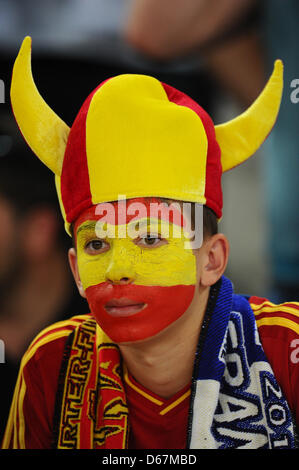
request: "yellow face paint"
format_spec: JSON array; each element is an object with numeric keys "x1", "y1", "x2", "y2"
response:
[{"x1": 76, "y1": 217, "x2": 196, "y2": 290}]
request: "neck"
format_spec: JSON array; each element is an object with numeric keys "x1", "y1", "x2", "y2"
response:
[{"x1": 119, "y1": 284, "x2": 210, "y2": 398}]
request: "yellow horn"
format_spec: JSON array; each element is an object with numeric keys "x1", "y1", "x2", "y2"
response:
[
  {"x1": 216, "y1": 60, "x2": 283, "y2": 172},
  {"x1": 10, "y1": 37, "x2": 70, "y2": 176}
]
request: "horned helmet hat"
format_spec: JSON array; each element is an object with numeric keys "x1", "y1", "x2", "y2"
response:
[{"x1": 11, "y1": 37, "x2": 284, "y2": 234}]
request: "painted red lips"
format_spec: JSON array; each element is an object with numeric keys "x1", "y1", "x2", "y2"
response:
[{"x1": 104, "y1": 298, "x2": 147, "y2": 317}]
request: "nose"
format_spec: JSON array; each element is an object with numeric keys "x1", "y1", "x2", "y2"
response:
[
  {"x1": 105, "y1": 257, "x2": 135, "y2": 285},
  {"x1": 105, "y1": 241, "x2": 137, "y2": 285},
  {"x1": 106, "y1": 274, "x2": 133, "y2": 285}
]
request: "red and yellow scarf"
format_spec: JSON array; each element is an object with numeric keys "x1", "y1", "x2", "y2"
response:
[{"x1": 52, "y1": 317, "x2": 129, "y2": 449}]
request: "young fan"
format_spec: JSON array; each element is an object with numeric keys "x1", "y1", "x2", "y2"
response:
[{"x1": 2, "y1": 37, "x2": 299, "y2": 449}]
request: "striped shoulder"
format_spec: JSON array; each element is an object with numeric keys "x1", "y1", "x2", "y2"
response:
[
  {"x1": 22, "y1": 313, "x2": 92, "y2": 368},
  {"x1": 249, "y1": 296, "x2": 299, "y2": 335},
  {"x1": 2, "y1": 313, "x2": 93, "y2": 449}
]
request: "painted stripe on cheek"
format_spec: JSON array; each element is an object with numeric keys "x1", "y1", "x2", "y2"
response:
[{"x1": 85, "y1": 283, "x2": 196, "y2": 342}]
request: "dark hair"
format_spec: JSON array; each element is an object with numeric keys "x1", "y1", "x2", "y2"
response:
[{"x1": 201, "y1": 205, "x2": 218, "y2": 238}]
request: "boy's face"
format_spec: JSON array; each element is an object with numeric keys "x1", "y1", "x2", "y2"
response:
[{"x1": 72, "y1": 198, "x2": 199, "y2": 343}]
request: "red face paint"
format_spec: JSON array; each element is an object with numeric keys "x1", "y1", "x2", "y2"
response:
[
  {"x1": 85, "y1": 282, "x2": 195, "y2": 343},
  {"x1": 73, "y1": 197, "x2": 188, "y2": 236}
]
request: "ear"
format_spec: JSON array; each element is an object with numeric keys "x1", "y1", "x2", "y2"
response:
[
  {"x1": 68, "y1": 247, "x2": 86, "y2": 298},
  {"x1": 198, "y1": 233, "x2": 229, "y2": 287}
]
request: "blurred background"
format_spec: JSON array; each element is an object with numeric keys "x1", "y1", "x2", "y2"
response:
[{"x1": 0, "y1": 0, "x2": 298, "y2": 442}]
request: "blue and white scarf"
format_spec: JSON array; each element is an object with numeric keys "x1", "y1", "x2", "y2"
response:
[{"x1": 188, "y1": 276, "x2": 297, "y2": 449}]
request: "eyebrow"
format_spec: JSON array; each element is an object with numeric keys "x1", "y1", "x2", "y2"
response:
[
  {"x1": 129, "y1": 219, "x2": 149, "y2": 229},
  {"x1": 76, "y1": 221, "x2": 97, "y2": 236},
  {"x1": 127, "y1": 218, "x2": 166, "y2": 231},
  {"x1": 76, "y1": 216, "x2": 174, "y2": 237}
]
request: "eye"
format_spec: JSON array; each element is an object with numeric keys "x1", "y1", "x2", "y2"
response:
[
  {"x1": 135, "y1": 234, "x2": 167, "y2": 248},
  {"x1": 84, "y1": 239, "x2": 109, "y2": 255}
]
